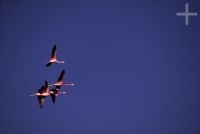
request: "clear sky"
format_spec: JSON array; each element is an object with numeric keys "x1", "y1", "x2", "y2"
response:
[{"x1": 1, "y1": 0, "x2": 200, "y2": 134}]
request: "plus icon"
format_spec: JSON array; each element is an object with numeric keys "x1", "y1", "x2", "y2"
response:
[{"x1": 176, "y1": 3, "x2": 198, "y2": 25}]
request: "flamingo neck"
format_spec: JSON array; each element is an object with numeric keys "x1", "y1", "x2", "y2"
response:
[
  {"x1": 57, "y1": 60, "x2": 64, "y2": 63},
  {"x1": 63, "y1": 83, "x2": 75, "y2": 86},
  {"x1": 58, "y1": 92, "x2": 66, "y2": 94}
]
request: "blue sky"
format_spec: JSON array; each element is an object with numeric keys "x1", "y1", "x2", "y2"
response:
[{"x1": 1, "y1": 0, "x2": 200, "y2": 134}]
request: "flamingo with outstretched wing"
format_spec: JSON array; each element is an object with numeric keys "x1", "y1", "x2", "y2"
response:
[
  {"x1": 49, "y1": 86, "x2": 66, "y2": 104},
  {"x1": 30, "y1": 81, "x2": 50, "y2": 108},
  {"x1": 49, "y1": 69, "x2": 74, "y2": 87},
  {"x1": 45, "y1": 45, "x2": 65, "y2": 67}
]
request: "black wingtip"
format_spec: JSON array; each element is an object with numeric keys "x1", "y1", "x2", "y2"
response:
[
  {"x1": 44, "y1": 81, "x2": 48, "y2": 88},
  {"x1": 57, "y1": 69, "x2": 65, "y2": 82},
  {"x1": 62, "y1": 69, "x2": 65, "y2": 74},
  {"x1": 45, "y1": 80, "x2": 48, "y2": 84},
  {"x1": 53, "y1": 45, "x2": 56, "y2": 50},
  {"x1": 46, "y1": 62, "x2": 52, "y2": 67}
]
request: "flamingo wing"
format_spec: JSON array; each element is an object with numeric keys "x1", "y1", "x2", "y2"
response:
[
  {"x1": 50, "y1": 88, "x2": 58, "y2": 104},
  {"x1": 56, "y1": 85, "x2": 61, "y2": 89},
  {"x1": 57, "y1": 69, "x2": 65, "y2": 82},
  {"x1": 46, "y1": 62, "x2": 52, "y2": 67},
  {"x1": 37, "y1": 85, "x2": 44, "y2": 93},
  {"x1": 50, "y1": 94, "x2": 56, "y2": 104},
  {"x1": 44, "y1": 80, "x2": 49, "y2": 92},
  {"x1": 51, "y1": 45, "x2": 57, "y2": 59},
  {"x1": 38, "y1": 96, "x2": 45, "y2": 109}
]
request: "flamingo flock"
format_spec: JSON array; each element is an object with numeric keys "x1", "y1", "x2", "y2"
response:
[{"x1": 30, "y1": 45, "x2": 74, "y2": 109}]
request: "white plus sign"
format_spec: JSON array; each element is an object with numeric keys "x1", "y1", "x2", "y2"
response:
[{"x1": 176, "y1": 3, "x2": 198, "y2": 25}]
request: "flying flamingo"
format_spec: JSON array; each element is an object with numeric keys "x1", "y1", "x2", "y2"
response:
[
  {"x1": 49, "y1": 86, "x2": 66, "y2": 104},
  {"x1": 30, "y1": 81, "x2": 50, "y2": 108},
  {"x1": 45, "y1": 45, "x2": 65, "y2": 67},
  {"x1": 49, "y1": 69, "x2": 75, "y2": 87},
  {"x1": 49, "y1": 69, "x2": 74, "y2": 103}
]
